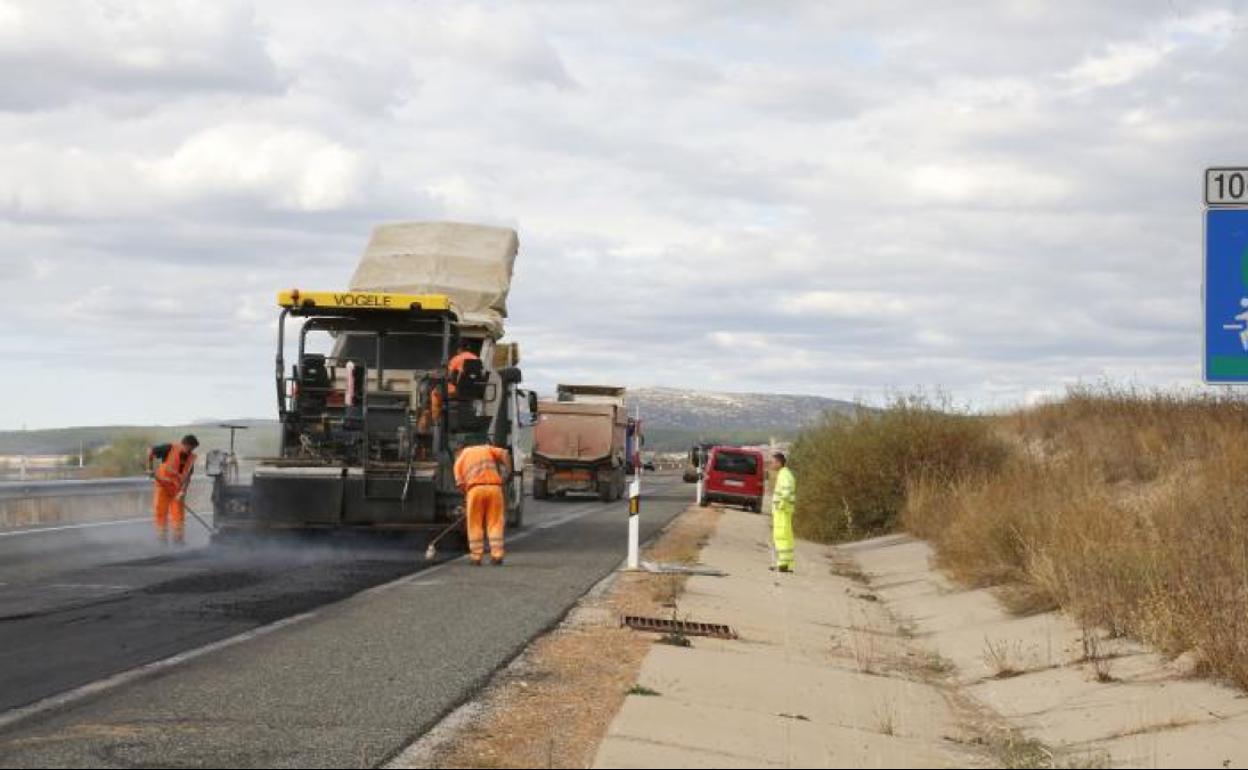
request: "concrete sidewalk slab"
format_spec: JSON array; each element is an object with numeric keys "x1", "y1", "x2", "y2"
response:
[
  {"x1": 632, "y1": 645, "x2": 956, "y2": 739},
  {"x1": 593, "y1": 511, "x2": 977, "y2": 769}
]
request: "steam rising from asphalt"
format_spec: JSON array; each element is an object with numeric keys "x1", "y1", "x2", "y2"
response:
[{"x1": 0, "y1": 509, "x2": 440, "y2": 586}]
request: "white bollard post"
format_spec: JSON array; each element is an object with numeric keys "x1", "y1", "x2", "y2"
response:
[{"x1": 627, "y1": 476, "x2": 640, "y2": 570}]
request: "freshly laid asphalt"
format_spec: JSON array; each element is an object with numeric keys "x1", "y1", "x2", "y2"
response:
[{"x1": 0, "y1": 475, "x2": 692, "y2": 768}]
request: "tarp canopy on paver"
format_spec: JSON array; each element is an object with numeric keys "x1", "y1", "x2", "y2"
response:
[{"x1": 349, "y1": 221, "x2": 518, "y2": 338}]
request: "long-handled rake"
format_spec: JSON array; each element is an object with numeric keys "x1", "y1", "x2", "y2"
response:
[
  {"x1": 425, "y1": 507, "x2": 467, "y2": 561},
  {"x1": 182, "y1": 503, "x2": 219, "y2": 536}
]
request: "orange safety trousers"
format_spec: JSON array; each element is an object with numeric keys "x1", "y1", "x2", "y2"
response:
[
  {"x1": 465, "y1": 484, "x2": 505, "y2": 563},
  {"x1": 152, "y1": 481, "x2": 185, "y2": 543}
]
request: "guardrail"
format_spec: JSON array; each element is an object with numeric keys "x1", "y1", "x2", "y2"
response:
[
  {"x1": 0, "y1": 477, "x2": 150, "y2": 501},
  {"x1": 0, "y1": 477, "x2": 209, "y2": 530}
]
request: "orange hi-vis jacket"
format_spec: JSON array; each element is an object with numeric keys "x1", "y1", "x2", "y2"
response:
[
  {"x1": 155, "y1": 444, "x2": 197, "y2": 494},
  {"x1": 454, "y1": 445, "x2": 510, "y2": 491},
  {"x1": 447, "y1": 350, "x2": 479, "y2": 396}
]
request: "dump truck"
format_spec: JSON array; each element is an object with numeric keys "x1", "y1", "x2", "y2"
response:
[
  {"x1": 210, "y1": 222, "x2": 536, "y2": 538},
  {"x1": 532, "y1": 385, "x2": 628, "y2": 502}
]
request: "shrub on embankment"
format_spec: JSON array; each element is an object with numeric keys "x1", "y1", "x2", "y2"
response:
[
  {"x1": 84, "y1": 435, "x2": 153, "y2": 478},
  {"x1": 790, "y1": 395, "x2": 1007, "y2": 542}
]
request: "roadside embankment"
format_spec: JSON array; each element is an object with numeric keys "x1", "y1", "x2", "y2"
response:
[
  {"x1": 847, "y1": 534, "x2": 1248, "y2": 767},
  {"x1": 794, "y1": 388, "x2": 1248, "y2": 694}
]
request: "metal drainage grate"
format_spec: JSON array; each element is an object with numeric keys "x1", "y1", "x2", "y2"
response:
[{"x1": 621, "y1": 615, "x2": 738, "y2": 640}]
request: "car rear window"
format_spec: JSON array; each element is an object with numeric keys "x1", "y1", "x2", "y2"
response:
[{"x1": 713, "y1": 452, "x2": 758, "y2": 475}]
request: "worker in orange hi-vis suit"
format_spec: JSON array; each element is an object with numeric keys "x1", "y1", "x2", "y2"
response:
[
  {"x1": 446, "y1": 341, "x2": 479, "y2": 397},
  {"x1": 453, "y1": 441, "x2": 511, "y2": 565},
  {"x1": 146, "y1": 434, "x2": 200, "y2": 546}
]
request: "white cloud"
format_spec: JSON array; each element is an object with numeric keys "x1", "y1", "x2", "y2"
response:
[
  {"x1": 909, "y1": 162, "x2": 1071, "y2": 207},
  {"x1": 784, "y1": 291, "x2": 910, "y2": 319},
  {"x1": 1063, "y1": 41, "x2": 1173, "y2": 91},
  {"x1": 0, "y1": 143, "x2": 147, "y2": 217},
  {"x1": 147, "y1": 124, "x2": 370, "y2": 211},
  {"x1": 0, "y1": 0, "x2": 283, "y2": 109},
  {"x1": 1, "y1": 0, "x2": 1245, "y2": 427}
]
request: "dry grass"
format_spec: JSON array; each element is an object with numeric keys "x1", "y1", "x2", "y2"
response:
[
  {"x1": 873, "y1": 694, "x2": 898, "y2": 736},
  {"x1": 403, "y1": 504, "x2": 721, "y2": 769},
  {"x1": 850, "y1": 622, "x2": 881, "y2": 675},
  {"x1": 983, "y1": 637, "x2": 1026, "y2": 679},
  {"x1": 899, "y1": 386, "x2": 1248, "y2": 690}
]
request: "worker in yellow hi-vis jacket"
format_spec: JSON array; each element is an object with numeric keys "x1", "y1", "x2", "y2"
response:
[{"x1": 770, "y1": 452, "x2": 796, "y2": 573}]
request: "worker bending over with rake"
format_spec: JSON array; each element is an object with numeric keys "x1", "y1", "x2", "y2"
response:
[
  {"x1": 453, "y1": 441, "x2": 512, "y2": 566},
  {"x1": 147, "y1": 434, "x2": 199, "y2": 546}
]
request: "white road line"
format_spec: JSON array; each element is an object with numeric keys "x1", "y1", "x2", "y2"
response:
[
  {"x1": 0, "y1": 488, "x2": 676, "y2": 732},
  {"x1": 0, "y1": 518, "x2": 148, "y2": 538},
  {"x1": 45, "y1": 584, "x2": 133, "y2": 591}
]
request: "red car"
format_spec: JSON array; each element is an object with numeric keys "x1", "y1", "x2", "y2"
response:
[{"x1": 699, "y1": 446, "x2": 765, "y2": 513}]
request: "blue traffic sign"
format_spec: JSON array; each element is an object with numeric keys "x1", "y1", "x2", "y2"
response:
[{"x1": 1205, "y1": 208, "x2": 1248, "y2": 382}]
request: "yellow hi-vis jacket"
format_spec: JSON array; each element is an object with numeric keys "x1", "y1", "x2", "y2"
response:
[{"x1": 772, "y1": 466, "x2": 796, "y2": 568}]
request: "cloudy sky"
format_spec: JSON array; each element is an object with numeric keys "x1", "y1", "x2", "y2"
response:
[{"x1": 2, "y1": 0, "x2": 1243, "y2": 429}]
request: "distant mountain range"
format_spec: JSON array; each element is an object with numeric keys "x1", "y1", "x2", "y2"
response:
[
  {"x1": 626, "y1": 387, "x2": 855, "y2": 433},
  {"x1": 0, "y1": 389, "x2": 855, "y2": 455}
]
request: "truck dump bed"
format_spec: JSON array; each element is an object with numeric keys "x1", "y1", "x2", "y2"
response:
[
  {"x1": 533, "y1": 383, "x2": 629, "y2": 500},
  {"x1": 533, "y1": 401, "x2": 625, "y2": 463}
]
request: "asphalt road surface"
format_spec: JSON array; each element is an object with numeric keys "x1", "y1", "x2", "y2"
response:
[{"x1": 0, "y1": 474, "x2": 693, "y2": 768}]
